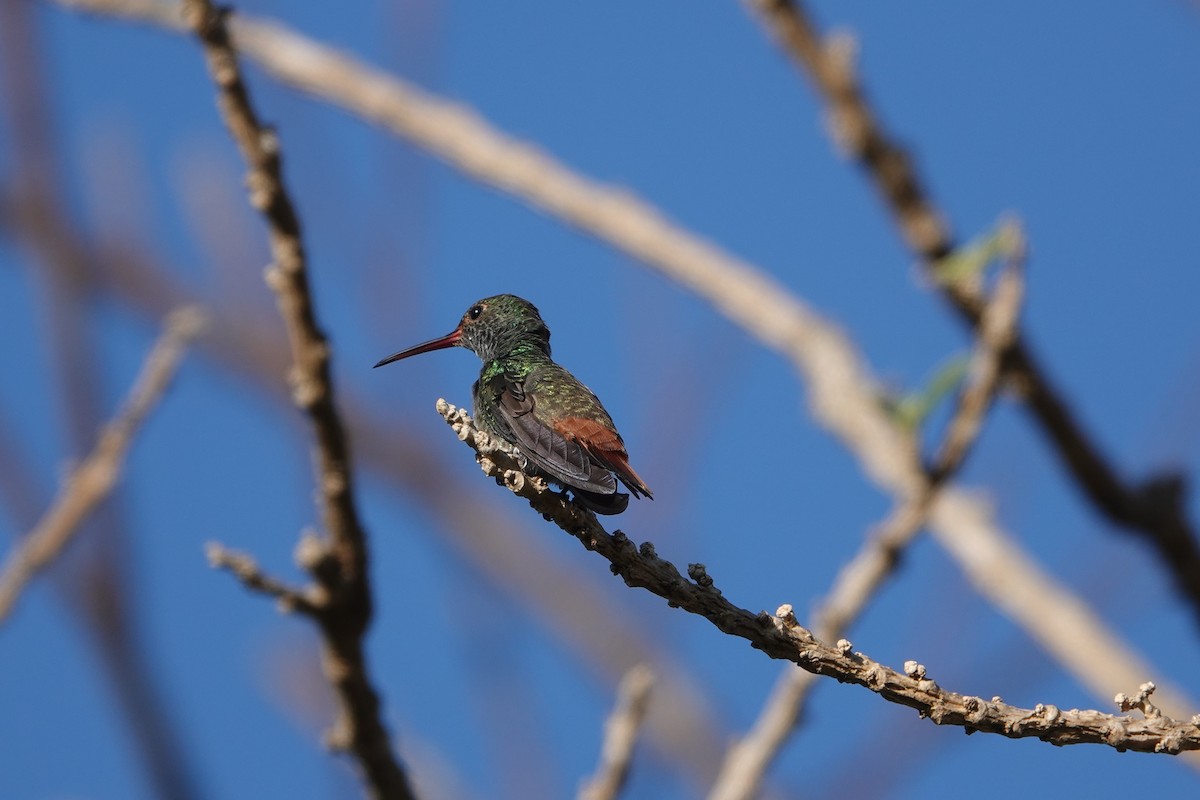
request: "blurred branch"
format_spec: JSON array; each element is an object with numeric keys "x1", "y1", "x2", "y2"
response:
[
  {"x1": 709, "y1": 226, "x2": 1026, "y2": 800},
  {"x1": 0, "y1": 307, "x2": 205, "y2": 623},
  {"x1": 0, "y1": 2, "x2": 206, "y2": 794},
  {"x1": 178, "y1": 1, "x2": 413, "y2": 797},
  {"x1": 437, "y1": 399, "x2": 1200, "y2": 755},
  {"x1": 745, "y1": 0, "x2": 948, "y2": 258},
  {"x1": 0, "y1": 192, "x2": 740, "y2": 794},
  {"x1": 43, "y1": 0, "x2": 1200, "y2": 782},
  {"x1": 580, "y1": 665, "x2": 656, "y2": 800},
  {"x1": 205, "y1": 541, "x2": 319, "y2": 616},
  {"x1": 744, "y1": 0, "x2": 1200, "y2": 623},
  {"x1": 49, "y1": 0, "x2": 1199, "y2": 759}
]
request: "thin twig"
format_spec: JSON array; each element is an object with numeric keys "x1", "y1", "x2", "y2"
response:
[
  {"x1": 437, "y1": 400, "x2": 1200, "y2": 755},
  {"x1": 708, "y1": 227, "x2": 1026, "y2": 800},
  {"x1": 0, "y1": 307, "x2": 205, "y2": 623},
  {"x1": 746, "y1": 0, "x2": 948, "y2": 259},
  {"x1": 745, "y1": 0, "x2": 1200, "y2": 622},
  {"x1": 579, "y1": 665, "x2": 656, "y2": 800},
  {"x1": 205, "y1": 541, "x2": 318, "y2": 616},
  {"x1": 177, "y1": 2, "x2": 413, "y2": 797},
  {"x1": 0, "y1": 0, "x2": 206, "y2": 788}
]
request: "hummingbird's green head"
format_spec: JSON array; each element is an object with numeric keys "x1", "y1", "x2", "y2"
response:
[
  {"x1": 457, "y1": 294, "x2": 551, "y2": 361},
  {"x1": 373, "y1": 294, "x2": 551, "y2": 368}
]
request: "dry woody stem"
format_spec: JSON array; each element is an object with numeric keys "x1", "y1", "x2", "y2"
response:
[
  {"x1": 579, "y1": 665, "x2": 656, "y2": 800},
  {"x1": 438, "y1": 400, "x2": 1200, "y2": 757},
  {"x1": 709, "y1": 233, "x2": 1027, "y2": 800},
  {"x1": 746, "y1": 0, "x2": 1200, "y2": 624},
  {"x1": 48, "y1": 0, "x2": 1200, "y2": 784},
  {"x1": 178, "y1": 2, "x2": 413, "y2": 797},
  {"x1": 0, "y1": 307, "x2": 204, "y2": 623},
  {"x1": 50, "y1": 13, "x2": 1189, "y2": 721},
  {"x1": 0, "y1": 190, "x2": 738, "y2": 790}
]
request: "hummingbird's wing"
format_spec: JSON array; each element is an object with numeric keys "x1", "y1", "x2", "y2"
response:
[
  {"x1": 524, "y1": 367, "x2": 653, "y2": 501},
  {"x1": 557, "y1": 418, "x2": 653, "y2": 500},
  {"x1": 486, "y1": 372, "x2": 619, "y2": 495}
]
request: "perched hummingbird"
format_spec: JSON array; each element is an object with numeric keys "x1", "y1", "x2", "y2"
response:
[{"x1": 374, "y1": 294, "x2": 652, "y2": 515}]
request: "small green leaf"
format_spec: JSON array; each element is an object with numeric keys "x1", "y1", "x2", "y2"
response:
[
  {"x1": 931, "y1": 219, "x2": 1022, "y2": 287},
  {"x1": 887, "y1": 355, "x2": 970, "y2": 432}
]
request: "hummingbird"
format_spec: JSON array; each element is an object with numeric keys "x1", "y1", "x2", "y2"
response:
[{"x1": 374, "y1": 294, "x2": 652, "y2": 515}]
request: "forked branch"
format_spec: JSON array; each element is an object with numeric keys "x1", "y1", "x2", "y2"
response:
[{"x1": 180, "y1": 1, "x2": 413, "y2": 796}]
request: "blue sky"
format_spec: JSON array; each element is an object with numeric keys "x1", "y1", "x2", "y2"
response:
[{"x1": 2, "y1": 1, "x2": 1199, "y2": 798}]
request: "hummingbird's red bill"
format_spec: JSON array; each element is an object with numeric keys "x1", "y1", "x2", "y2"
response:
[{"x1": 373, "y1": 328, "x2": 463, "y2": 368}]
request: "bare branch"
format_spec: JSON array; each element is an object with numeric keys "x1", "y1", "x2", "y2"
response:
[
  {"x1": 580, "y1": 665, "x2": 656, "y2": 800},
  {"x1": 48, "y1": 5, "x2": 1200, "y2": 690},
  {"x1": 46, "y1": 0, "x2": 1200, "y2": 780},
  {"x1": 437, "y1": 400, "x2": 1200, "y2": 755},
  {"x1": 709, "y1": 223, "x2": 1026, "y2": 800},
  {"x1": 177, "y1": 2, "x2": 413, "y2": 796},
  {"x1": 745, "y1": 0, "x2": 1200, "y2": 622},
  {"x1": 746, "y1": 0, "x2": 948, "y2": 259},
  {"x1": 0, "y1": 3, "x2": 207, "y2": 793},
  {"x1": 0, "y1": 192, "x2": 742, "y2": 794},
  {"x1": 0, "y1": 307, "x2": 205, "y2": 623},
  {"x1": 205, "y1": 541, "x2": 318, "y2": 616}
]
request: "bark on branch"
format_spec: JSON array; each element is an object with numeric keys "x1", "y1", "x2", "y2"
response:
[
  {"x1": 47, "y1": 10, "x2": 1195, "y2": 724},
  {"x1": 436, "y1": 399, "x2": 1200, "y2": 756},
  {"x1": 745, "y1": 0, "x2": 1200, "y2": 624},
  {"x1": 708, "y1": 229, "x2": 1026, "y2": 800},
  {"x1": 178, "y1": 1, "x2": 413, "y2": 796}
]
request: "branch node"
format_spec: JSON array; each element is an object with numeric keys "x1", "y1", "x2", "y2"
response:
[
  {"x1": 1115, "y1": 681, "x2": 1162, "y2": 719},
  {"x1": 864, "y1": 663, "x2": 887, "y2": 692},
  {"x1": 502, "y1": 468, "x2": 525, "y2": 492},
  {"x1": 323, "y1": 716, "x2": 353, "y2": 753},
  {"x1": 687, "y1": 562, "x2": 714, "y2": 588},
  {"x1": 294, "y1": 528, "x2": 338, "y2": 593}
]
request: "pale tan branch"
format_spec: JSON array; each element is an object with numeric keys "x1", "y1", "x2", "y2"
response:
[
  {"x1": 0, "y1": 307, "x2": 204, "y2": 623},
  {"x1": 745, "y1": 0, "x2": 1200, "y2": 622},
  {"x1": 579, "y1": 665, "x2": 656, "y2": 800},
  {"x1": 51, "y1": 0, "x2": 1200, "y2": 777},
  {"x1": 0, "y1": 193, "x2": 741, "y2": 794},
  {"x1": 709, "y1": 224, "x2": 1026, "y2": 800},
  {"x1": 157, "y1": 15, "x2": 1200, "y2": 774},
  {"x1": 437, "y1": 400, "x2": 1200, "y2": 755}
]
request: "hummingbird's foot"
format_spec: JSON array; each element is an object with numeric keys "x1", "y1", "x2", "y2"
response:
[{"x1": 571, "y1": 488, "x2": 630, "y2": 516}]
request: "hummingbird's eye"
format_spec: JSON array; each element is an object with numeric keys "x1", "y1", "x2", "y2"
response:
[{"x1": 468, "y1": 304, "x2": 484, "y2": 320}]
